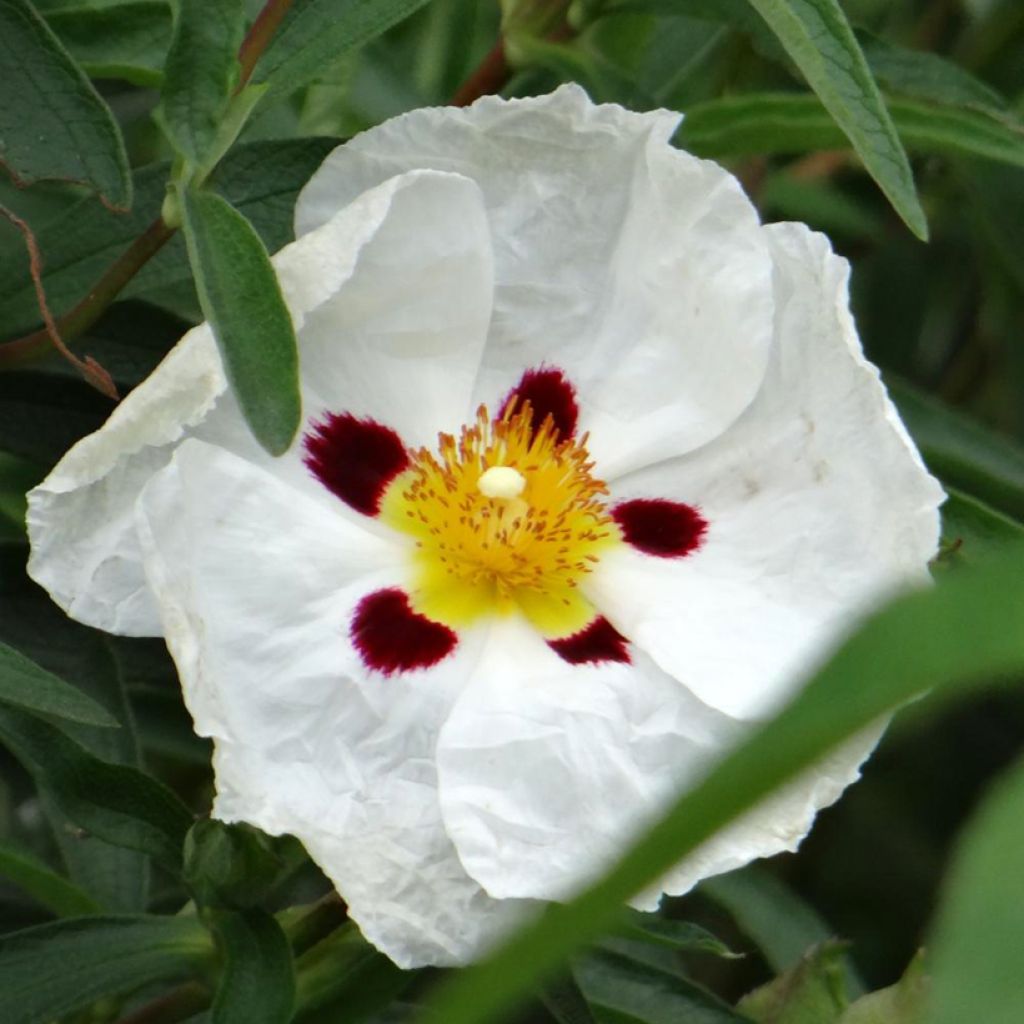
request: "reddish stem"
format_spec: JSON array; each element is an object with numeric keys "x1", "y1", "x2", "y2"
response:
[
  {"x1": 451, "y1": 39, "x2": 511, "y2": 107},
  {"x1": 236, "y1": 0, "x2": 296, "y2": 89}
]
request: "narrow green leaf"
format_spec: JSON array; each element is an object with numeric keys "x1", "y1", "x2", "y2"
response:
[
  {"x1": 0, "y1": 704, "x2": 193, "y2": 873},
  {"x1": 209, "y1": 909, "x2": 296, "y2": 1024},
  {"x1": 185, "y1": 819, "x2": 286, "y2": 910},
  {"x1": 0, "y1": 841, "x2": 101, "y2": 917},
  {"x1": 700, "y1": 866, "x2": 863, "y2": 994},
  {"x1": 178, "y1": 186, "x2": 301, "y2": 456},
  {"x1": 888, "y1": 380, "x2": 1024, "y2": 522},
  {"x1": 251, "y1": 0, "x2": 431, "y2": 101},
  {"x1": 574, "y1": 947, "x2": 748, "y2": 1024},
  {"x1": 940, "y1": 488, "x2": 1024, "y2": 563},
  {"x1": 619, "y1": 910, "x2": 738, "y2": 958},
  {"x1": 924, "y1": 755, "x2": 1024, "y2": 1024},
  {"x1": 676, "y1": 93, "x2": 1024, "y2": 171},
  {"x1": 0, "y1": 638, "x2": 119, "y2": 727},
  {"x1": 0, "y1": 0, "x2": 131, "y2": 209},
  {"x1": 738, "y1": 0, "x2": 925, "y2": 238},
  {"x1": 541, "y1": 977, "x2": 599, "y2": 1024},
  {"x1": 417, "y1": 547, "x2": 1024, "y2": 1024},
  {"x1": 0, "y1": 914, "x2": 211, "y2": 1024},
  {"x1": 44, "y1": 1, "x2": 173, "y2": 87},
  {"x1": 160, "y1": 0, "x2": 247, "y2": 165},
  {"x1": 737, "y1": 941, "x2": 848, "y2": 1024}
]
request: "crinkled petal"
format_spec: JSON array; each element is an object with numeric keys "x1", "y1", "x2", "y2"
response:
[
  {"x1": 135, "y1": 439, "x2": 530, "y2": 966},
  {"x1": 589, "y1": 222, "x2": 944, "y2": 720},
  {"x1": 436, "y1": 616, "x2": 738, "y2": 900},
  {"x1": 296, "y1": 84, "x2": 775, "y2": 475},
  {"x1": 28, "y1": 169, "x2": 494, "y2": 636},
  {"x1": 436, "y1": 616, "x2": 877, "y2": 904}
]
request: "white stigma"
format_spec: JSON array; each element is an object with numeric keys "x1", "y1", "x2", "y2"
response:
[{"x1": 478, "y1": 465, "x2": 527, "y2": 499}]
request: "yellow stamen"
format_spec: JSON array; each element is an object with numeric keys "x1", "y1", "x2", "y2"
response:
[{"x1": 379, "y1": 403, "x2": 619, "y2": 638}]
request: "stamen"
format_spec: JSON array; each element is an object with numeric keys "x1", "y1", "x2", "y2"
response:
[{"x1": 478, "y1": 466, "x2": 526, "y2": 499}]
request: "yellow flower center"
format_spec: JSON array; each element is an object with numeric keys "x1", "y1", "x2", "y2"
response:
[{"x1": 379, "y1": 403, "x2": 618, "y2": 638}]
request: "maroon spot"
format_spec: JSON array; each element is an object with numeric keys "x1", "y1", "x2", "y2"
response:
[
  {"x1": 304, "y1": 413, "x2": 409, "y2": 516},
  {"x1": 499, "y1": 367, "x2": 579, "y2": 441},
  {"x1": 548, "y1": 616, "x2": 630, "y2": 666},
  {"x1": 351, "y1": 589, "x2": 458, "y2": 675},
  {"x1": 612, "y1": 498, "x2": 707, "y2": 558}
]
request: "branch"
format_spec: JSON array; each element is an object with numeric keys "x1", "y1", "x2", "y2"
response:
[{"x1": 237, "y1": 0, "x2": 296, "y2": 89}]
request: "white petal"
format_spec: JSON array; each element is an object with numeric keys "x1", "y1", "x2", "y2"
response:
[
  {"x1": 296, "y1": 84, "x2": 775, "y2": 474},
  {"x1": 28, "y1": 169, "x2": 494, "y2": 636},
  {"x1": 590, "y1": 222, "x2": 944, "y2": 720},
  {"x1": 135, "y1": 439, "x2": 530, "y2": 966},
  {"x1": 436, "y1": 616, "x2": 742, "y2": 902}
]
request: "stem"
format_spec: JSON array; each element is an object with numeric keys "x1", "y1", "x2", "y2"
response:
[
  {"x1": 451, "y1": 38, "x2": 510, "y2": 107},
  {"x1": 236, "y1": 0, "x2": 296, "y2": 89},
  {"x1": 0, "y1": 215, "x2": 175, "y2": 371},
  {"x1": 113, "y1": 982, "x2": 209, "y2": 1024}
]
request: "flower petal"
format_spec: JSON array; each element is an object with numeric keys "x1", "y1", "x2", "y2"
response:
[
  {"x1": 435, "y1": 617, "x2": 720, "y2": 899},
  {"x1": 28, "y1": 169, "x2": 494, "y2": 636},
  {"x1": 135, "y1": 439, "x2": 529, "y2": 966},
  {"x1": 295, "y1": 84, "x2": 775, "y2": 476},
  {"x1": 589, "y1": 223, "x2": 945, "y2": 720}
]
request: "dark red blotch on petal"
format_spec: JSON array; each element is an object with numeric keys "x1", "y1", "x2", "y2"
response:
[
  {"x1": 612, "y1": 498, "x2": 707, "y2": 558},
  {"x1": 548, "y1": 616, "x2": 630, "y2": 666},
  {"x1": 303, "y1": 413, "x2": 409, "y2": 516},
  {"x1": 351, "y1": 589, "x2": 458, "y2": 675},
  {"x1": 500, "y1": 367, "x2": 579, "y2": 441}
]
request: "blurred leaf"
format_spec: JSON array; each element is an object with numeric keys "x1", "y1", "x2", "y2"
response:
[
  {"x1": 0, "y1": 914, "x2": 211, "y2": 1024},
  {"x1": 159, "y1": 0, "x2": 246, "y2": 166},
  {"x1": 676, "y1": 93, "x2": 1024, "y2": 170},
  {"x1": 0, "y1": 704, "x2": 192, "y2": 873},
  {"x1": 179, "y1": 186, "x2": 300, "y2": 455},
  {"x1": 737, "y1": 941, "x2": 848, "y2": 1023},
  {"x1": 0, "y1": 840, "x2": 101, "y2": 917},
  {"x1": 857, "y1": 32, "x2": 1009, "y2": 113},
  {"x1": 940, "y1": 488, "x2": 1024, "y2": 561},
  {"x1": 0, "y1": 138, "x2": 339, "y2": 339},
  {"x1": 838, "y1": 950, "x2": 926, "y2": 1024},
  {"x1": 700, "y1": 865, "x2": 862, "y2": 994},
  {"x1": 0, "y1": 451, "x2": 41, "y2": 540},
  {"x1": 251, "y1": 0, "x2": 431, "y2": 101},
  {"x1": 418, "y1": 546, "x2": 1024, "y2": 1024},
  {"x1": 924, "y1": 754, "x2": 1024, "y2": 1024},
  {"x1": 0, "y1": 0, "x2": 131, "y2": 208},
  {"x1": 573, "y1": 947, "x2": 748, "y2": 1024},
  {"x1": 737, "y1": 0, "x2": 925, "y2": 238},
  {"x1": 889, "y1": 380, "x2": 1024, "y2": 521},
  {"x1": 209, "y1": 908, "x2": 296, "y2": 1024},
  {"x1": 759, "y1": 172, "x2": 885, "y2": 239},
  {"x1": 185, "y1": 820, "x2": 285, "y2": 910},
  {"x1": 44, "y1": 1, "x2": 173, "y2": 87},
  {"x1": 960, "y1": 160, "x2": 1024, "y2": 293},
  {"x1": 0, "y1": 638, "x2": 118, "y2": 727}
]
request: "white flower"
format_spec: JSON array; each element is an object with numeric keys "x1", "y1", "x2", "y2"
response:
[{"x1": 26, "y1": 85, "x2": 943, "y2": 968}]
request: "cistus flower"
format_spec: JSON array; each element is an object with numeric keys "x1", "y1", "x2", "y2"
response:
[{"x1": 27, "y1": 85, "x2": 943, "y2": 968}]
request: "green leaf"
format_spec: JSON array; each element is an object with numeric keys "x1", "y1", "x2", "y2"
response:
[
  {"x1": 0, "y1": 914, "x2": 211, "y2": 1024},
  {"x1": 417, "y1": 546, "x2": 1024, "y2": 1024},
  {"x1": 540, "y1": 974, "x2": 600, "y2": 1024},
  {"x1": 0, "y1": 841, "x2": 101, "y2": 917},
  {"x1": 573, "y1": 947, "x2": 748, "y2": 1024},
  {"x1": 178, "y1": 186, "x2": 301, "y2": 455},
  {"x1": 619, "y1": 910, "x2": 738, "y2": 958},
  {"x1": 0, "y1": 0, "x2": 131, "y2": 209},
  {"x1": 676, "y1": 93, "x2": 1024, "y2": 171},
  {"x1": 185, "y1": 820, "x2": 286, "y2": 910},
  {"x1": 700, "y1": 866, "x2": 863, "y2": 994},
  {"x1": 0, "y1": 638, "x2": 119, "y2": 727},
  {"x1": 940, "y1": 487, "x2": 1024, "y2": 563},
  {"x1": 924, "y1": 754, "x2": 1024, "y2": 1024},
  {"x1": 736, "y1": 0, "x2": 925, "y2": 238},
  {"x1": 209, "y1": 909, "x2": 296, "y2": 1024},
  {"x1": 44, "y1": 1, "x2": 173, "y2": 87},
  {"x1": 0, "y1": 451, "x2": 41, "y2": 540},
  {"x1": 251, "y1": 0, "x2": 431, "y2": 101},
  {"x1": 888, "y1": 380, "x2": 1024, "y2": 522},
  {"x1": 838, "y1": 950, "x2": 926, "y2": 1024},
  {"x1": 737, "y1": 941, "x2": 848, "y2": 1024},
  {"x1": 0, "y1": 703, "x2": 193, "y2": 873},
  {"x1": 159, "y1": 0, "x2": 247, "y2": 167}
]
